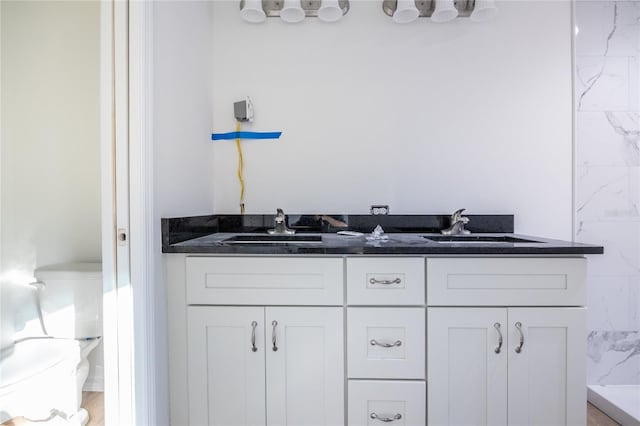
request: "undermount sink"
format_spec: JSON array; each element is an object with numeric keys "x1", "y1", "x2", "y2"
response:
[
  {"x1": 223, "y1": 235, "x2": 323, "y2": 244},
  {"x1": 424, "y1": 235, "x2": 541, "y2": 244}
]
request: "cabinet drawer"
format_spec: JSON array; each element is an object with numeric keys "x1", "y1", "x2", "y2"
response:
[
  {"x1": 348, "y1": 380, "x2": 426, "y2": 426},
  {"x1": 347, "y1": 308, "x2": 425, "y2": 379},
  {"x1": 347, "y1": 258, "x2": 425, "y2": 305},
  {"x1": 186, "y1": 257, "x2": 343, "y2": 305},
  {"x1": 427, "y1": 257, "x2": 586, "y2": 306}
]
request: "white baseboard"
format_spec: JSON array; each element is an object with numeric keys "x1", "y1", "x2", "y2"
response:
[{"x1": 83, "y1": 365, "x2": 104, "y2": 392}]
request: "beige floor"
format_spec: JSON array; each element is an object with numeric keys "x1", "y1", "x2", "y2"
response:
[
  {"x1": 588, "y1": 402, "x2": 622, "y2": 426},
  {"x1": 81, "y1": 392, "x2": 104, "y2": 426},
  {"x1": 2, "y1": 395, "x2": 619, "y2": 426},
  {"x1": 2, "y1": 392, "x2": 104, "y2": 426}
]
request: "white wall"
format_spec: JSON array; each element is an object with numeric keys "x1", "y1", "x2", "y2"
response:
[
  {"x1": 1, "y1": 0, "x2": 101, "y2": 276},
  {"x1": 0, "y1": 0, "x2": 102, "y2": 386},
  {"x1": 211, "y1": 0, "x2": 574, "y2": 239},
  {"x1": 154, "y1": 1, "x2": 215, "y2": 220},
  {"x1": 153, "y1": 2, "x2": 215, "y2": 423}
]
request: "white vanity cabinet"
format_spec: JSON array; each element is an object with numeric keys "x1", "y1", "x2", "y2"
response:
[
  {"x1": 167, "y1": 253, "x2": 589, "y2": 426},
  {"x1": 426, "y1": 258, "x2": 587, "y2": 426},
  {"x1": 188, "y1": 306, "x2": 344, "y2": 426}
]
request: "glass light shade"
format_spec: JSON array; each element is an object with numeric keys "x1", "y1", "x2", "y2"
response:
[
  {"x1": 393, "y1": 0, "x2": 419, "y2": 23},
  {"x1": 470, "y1": 0, "x2": 498, "y2": 22},
  {"x1": 431, "y1": 0, "x2": 458, "y2": 22},
  {"x1": 280, "y1": 0, "x2": 306, "y2": 23},
  {"x1": 240, "y1": 0, "x2": 266, "y2": 23},
  {"x1": 318, "y1": 0, "x2": 344, "y2": 22}
]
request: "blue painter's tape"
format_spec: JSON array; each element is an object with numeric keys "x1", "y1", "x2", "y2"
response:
[{"x1": 211, "y1": 131, "x2": 282, "y2": 141}]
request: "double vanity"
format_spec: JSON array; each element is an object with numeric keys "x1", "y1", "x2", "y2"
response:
[{"x1": 162, "y1": 213, "x2": 603, "y2": 426}]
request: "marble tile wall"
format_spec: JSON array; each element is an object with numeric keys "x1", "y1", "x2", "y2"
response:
[{"x1": 575, "y1": 0, "x2": 640, "y2": 385}]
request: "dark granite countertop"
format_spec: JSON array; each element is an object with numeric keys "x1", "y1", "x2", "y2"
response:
[{"x1": 162, "y1": 214, "x2": 604, "y2": 256}]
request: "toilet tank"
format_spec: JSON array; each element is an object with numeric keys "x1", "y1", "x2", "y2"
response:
[{"x1": 34, "y1": 263, "x2": 102, "y2": 339}]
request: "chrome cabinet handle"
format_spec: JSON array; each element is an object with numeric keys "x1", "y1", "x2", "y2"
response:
[
  {"x1": 271, "y1": 320, "x2": 278, "y2": 352},
  {"x1": 494, "y1": 322, "x2": 503, "y2": 354},
  {"x1": 369, "y1": 277, "x2": 401, "y2": 285},
  {"x1": 370, "y1": 413, "x2": 402, "y2": 422},
  {"x1": 515, "y1": 321, "x2": 524, "y2": 353},
  {"x1": 251, "y1": 321, "x2": 258, "y2": 352},
  {"x1": 370, "y1": 339, "x2": 402, "y2": 348}
]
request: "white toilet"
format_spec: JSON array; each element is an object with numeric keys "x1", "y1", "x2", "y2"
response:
[{"x1": 0, "y1": 262, "x2": 102, "y2": 425}]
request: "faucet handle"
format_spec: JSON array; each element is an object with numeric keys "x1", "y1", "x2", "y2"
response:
[
  {"x1": 441, "y1": 208, "x2": 470, "y2": 235},
  {"x1": 268, "y1": 208, "x2": 295, "y2": 235},
  {"x1": 452, "y1": 208, "x2": 467, "y2": 221}
]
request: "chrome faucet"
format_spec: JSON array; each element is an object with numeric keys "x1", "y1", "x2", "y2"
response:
[
  {"x1": 268, "y1": 208, "x2": 295, "y2": 235},
  {"x1": 441, "y1": 208, "x2": 471, "y2": 235}
]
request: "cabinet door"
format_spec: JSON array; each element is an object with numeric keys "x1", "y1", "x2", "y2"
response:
[
  {"x1": 427, "y1": 308, "x2": 508, "y2": 426},
  {"x1": 507, "y1": 308, "x2": 586, "y2": 426},
  {"x1": 188, "y1": 307, "x2": 266, "y2": 426},
  {"x1": 266, "y1": 307, "x2": 344, "y2": 426}
]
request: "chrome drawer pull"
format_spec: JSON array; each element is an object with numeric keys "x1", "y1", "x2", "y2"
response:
[
  {"x1": 494, "y1": 322, "x2": 503, "y2": 354},
  {"x1": 370, "y1": 339, "x2": 402, "y2": 348},
  {"x1": 271, "y1": 320, "x2": 278, "y2": 352},
  {"x1": 251, "y1": 321, "x2": 258, "y2": 352},
  {"x1": 515, "y1": 321, "x2": 524, "y2": 353},
  {"x1": 370, "y1": 413, "x2": 402, "y2": 422},
  {"x1": 369, "y1": 277, "x2": 401, "y2": 285}
]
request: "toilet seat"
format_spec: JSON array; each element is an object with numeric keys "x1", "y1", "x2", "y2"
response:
[
  {"x1": 0, "y1": 337, "x2": 100, "y2": 424},
  {"x1": 2, "y1": 338, "x2": 79, "y2": 388}
]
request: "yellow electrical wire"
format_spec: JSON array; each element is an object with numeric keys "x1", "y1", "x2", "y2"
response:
[{"x1": 236, "y1": 121, "x2": 246, "y2": 214}]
